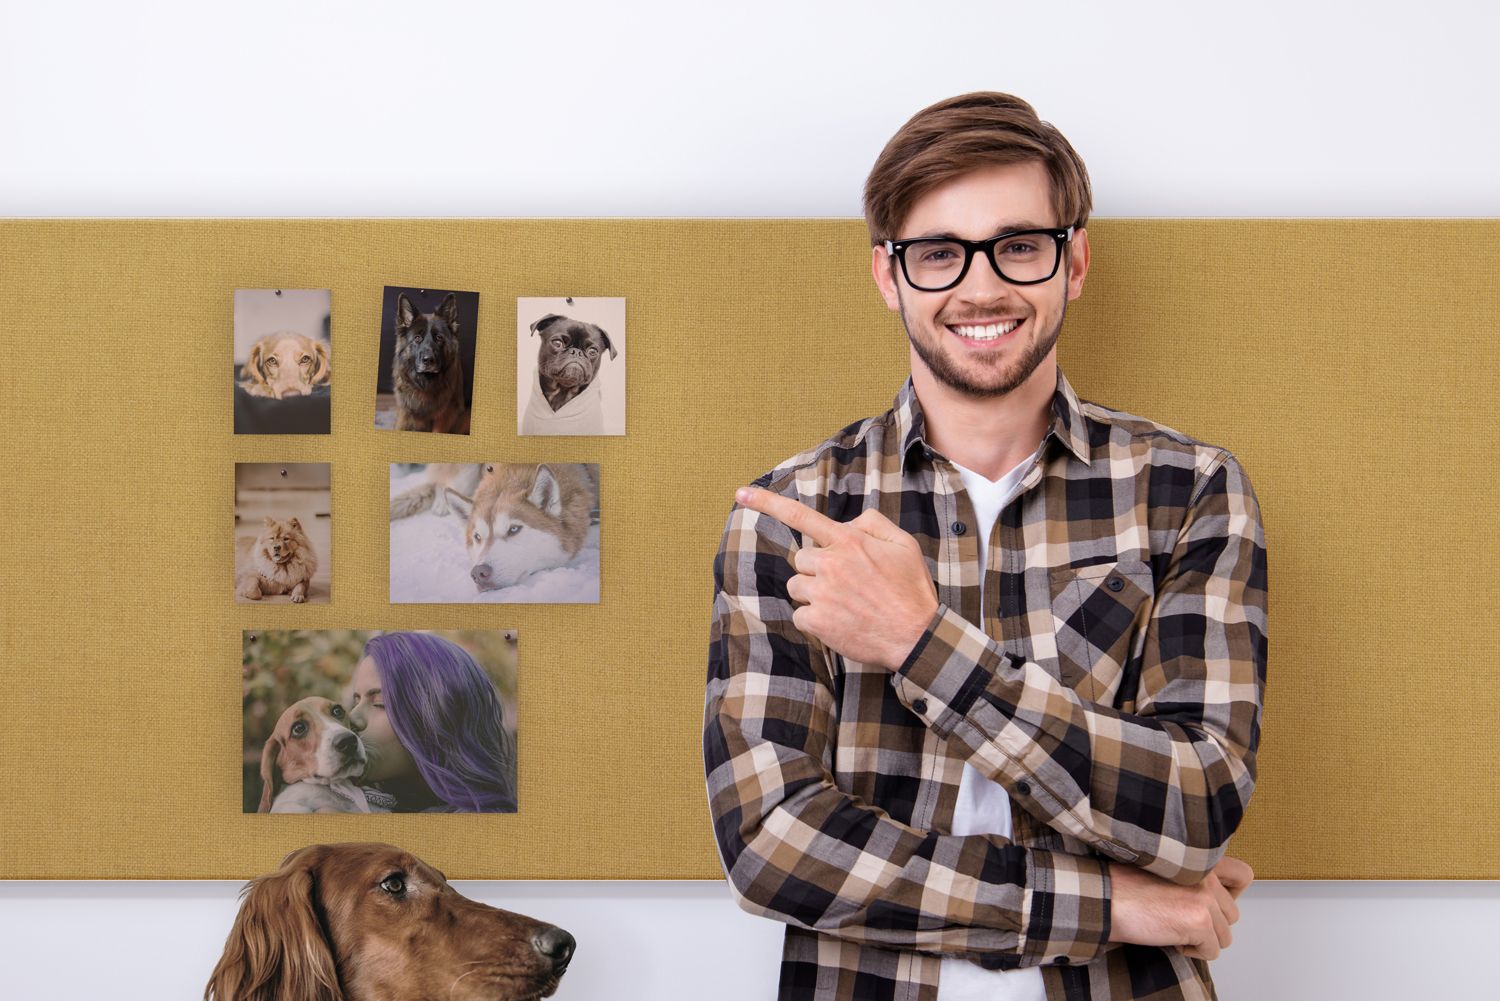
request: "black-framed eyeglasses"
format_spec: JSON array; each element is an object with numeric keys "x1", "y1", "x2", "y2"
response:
[{"x1": 883, "y1": 226, "x2": 1075, "y2": 291}]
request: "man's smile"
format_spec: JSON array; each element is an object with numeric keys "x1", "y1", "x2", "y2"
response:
[{"x1": 944, "y1": 316, "x2": 1025, "y2": 344}]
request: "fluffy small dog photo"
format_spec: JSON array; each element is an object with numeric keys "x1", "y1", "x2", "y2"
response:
[
  {"x1": 389, "y1": 462, "x2": 601, "y2": 604},
  {"x1": 374, "y1": 286, "x2": 479, "y2": 435},
  {"x1": 233, "y1": 288, "x2": 332, "y2": 435},
  {"x1": 234, "y1": 463, "x2": 331, "y2": 604},
  {"x1": 516, "y1": 296, "x2": 626, "y2": 436},
  {"x1": 241, "y1": 629, "x2": 519, "y2": 814}
]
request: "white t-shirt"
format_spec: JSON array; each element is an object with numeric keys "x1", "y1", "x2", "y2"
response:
[{"x1": 938, "y1": 445, "x2": 1046, "y2": 1001}]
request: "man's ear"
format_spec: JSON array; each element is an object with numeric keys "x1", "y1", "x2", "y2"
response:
[
  {"x1": 871, "y1": 244, "x2": 903, "y2": 313},
  {"x1": 1065, "y1": 227, "x2": 1090, "y2": 302}
]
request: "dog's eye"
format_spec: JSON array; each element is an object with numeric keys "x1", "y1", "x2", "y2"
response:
[
  {"x1": 507, "y1": 524, "x2": 522, "y2": 537},
  {"x1": 586, "y1": 347, "x2": 599, "y2": 356},
  {"x1": 380, "y1": 874, "x2": 407, "y2": 895},
  {"x1": 300, "y1": 355, "x2": 311, "y2": 365},
  {"x1": 331, "y1": 705, "x2": 345, "y2": 719},
  {"x1": 290, "y1": 721, "x2": 307, "y2": 738},
  {"x1": 265, "y1": 357, "x2": 278, "y2": 367}
]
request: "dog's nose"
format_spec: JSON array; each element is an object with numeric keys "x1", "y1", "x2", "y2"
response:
[
  {"x1": 471, "y1": 563, "x2": 492, "y2": 585},
  {"x1": 531, "y1": 926, "x2": 575, "y2": 970},
  {"x1": 333, "y1": 730, "x2": 357, "y2": 755}
]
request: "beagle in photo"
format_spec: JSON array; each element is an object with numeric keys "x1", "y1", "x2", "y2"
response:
[{"x1": 258, "y1": 697, "x2": 378, "y2": 814}]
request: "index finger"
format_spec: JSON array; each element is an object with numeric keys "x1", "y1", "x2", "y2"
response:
[{"x1": 736, "y1": 486, "x2": 845, "y2": 548}]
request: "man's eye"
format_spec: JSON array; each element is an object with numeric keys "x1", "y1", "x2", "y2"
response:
[
  {"x1": 380, "y1": 874, "x2": 406, "y2": 895},
  {"x1": 290, "y1": 721, "x2": 307, "y2": 738}
]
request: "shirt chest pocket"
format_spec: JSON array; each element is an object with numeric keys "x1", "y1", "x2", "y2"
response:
[{"x1": 1046, "y1": 559, "x2": 1155, "y2": 704}]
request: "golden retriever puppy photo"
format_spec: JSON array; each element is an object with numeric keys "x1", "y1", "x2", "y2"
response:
[
  {"x1": 234, "y1": 288, "x2": 333, "y2": 435},
  {"x1": 234, "y1": 463, "x2": 332, "y2": 603}
]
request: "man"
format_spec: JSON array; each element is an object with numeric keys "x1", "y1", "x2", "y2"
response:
[{"x1": 704, "y1": 92, "x2": 1267, "y2": 1001}]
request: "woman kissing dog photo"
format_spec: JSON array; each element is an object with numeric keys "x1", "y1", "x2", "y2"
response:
[
  {"x1": 233, "y1": 288, "x2": 332, "y2": 435},
  {"x1": 243, "y1": 629, "x2": 519, "y2": 814},
  {"x1": 234, "y1": 463, "x2": 331, "y2": 604}
]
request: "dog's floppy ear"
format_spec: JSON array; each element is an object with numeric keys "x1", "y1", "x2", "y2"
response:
[
  {"x1": 445, "y1": 487, "x2": 474, "y2": 520},
  {"x1": 527, "y1": 464, "x2": 563, "y2": 518},
  {"x1": 396, "y1": 293, "x2": 415, "y2": 331},
  {"x1": 257, "y1": 735, "x2": 284, "y2": 813},
  {"x1": 593, "y1": 324, "x2": 617, "y2": 360},
  {"x1": 310, "y1": 341, "x2": 331, "y2": 385},
  {"x1": 205, "y1": 849, "x2": 345, "y2": 1001},
  {"x1": 438, "y1": 292, "x2": 459, "y2": 329},
  {"x1": 530, "y1": 314, "x2": 566, "y2": 337},
  {"x1": 242, "y1": 342, "x2": 269, "y2": 389}
]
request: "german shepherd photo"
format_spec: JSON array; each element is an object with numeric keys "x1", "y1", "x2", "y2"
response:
[{"x1": 374, "y1": 287, "x2": 478, "y2": 435}]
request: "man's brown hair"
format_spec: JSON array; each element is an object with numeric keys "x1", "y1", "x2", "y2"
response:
[{"x1": 863, "y1": 92, "x2": 1092, "y2": 245}]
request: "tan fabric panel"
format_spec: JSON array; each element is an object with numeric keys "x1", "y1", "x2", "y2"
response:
[{"x1": 0, "y1": 220, "x2": 1492, "y2": 879}]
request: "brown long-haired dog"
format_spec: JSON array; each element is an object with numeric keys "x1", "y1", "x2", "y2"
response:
[
  {"x1": 206, "y1": 842, "x2": 575, "y2": 1001},
  {"x1": 241, "y1": 333, "x2": 331, "y2": 399},
  {"x1": 392, "y1": 292, "x2": 470, "y2": 434}
]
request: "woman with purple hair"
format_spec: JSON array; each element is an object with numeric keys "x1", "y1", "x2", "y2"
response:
[{"x1": 347, "y1": 631, "x2": 517, "y2": 812}]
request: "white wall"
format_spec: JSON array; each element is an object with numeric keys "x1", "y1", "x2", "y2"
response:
[{"x1": 4, "y1": 2, "x2": 1498, "y2": 999}]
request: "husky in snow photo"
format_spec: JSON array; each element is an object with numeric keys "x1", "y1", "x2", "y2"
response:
[{"x1": 389, "y1": 463, "x2": 600, "y2": 604}]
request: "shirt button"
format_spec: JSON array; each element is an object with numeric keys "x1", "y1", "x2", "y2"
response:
[
  {"x1": 912, "y1": 698, "x2": 928, "y2": 715},
  {"x1": 1053, "y1": 956, "x2": 1071, "y2": 966},
  {"x1": 1107, "y1": 577, "x2": 1124, "y2": 592},
  {"x1": 1016, "y1": 781, "x2": 1032, "y2": 796},
  {"x1": 951, "y1": 521, "x2": 966, "y2": 535}
]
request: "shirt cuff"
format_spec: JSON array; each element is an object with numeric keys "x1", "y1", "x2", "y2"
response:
[
  {"x1": 1018, "y1": 848, "x2": 1113, "y2": 967},
  {"x1": 891, "y1": 602, "x2": 1011, "y2": 735}
]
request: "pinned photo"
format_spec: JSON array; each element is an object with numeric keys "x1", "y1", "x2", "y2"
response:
[
  {"x1": 233, "y1": 289, "x2": 332, "y2": 434},
  {"x1": 242, "y1": 629, "x2": 518, "y2": 813},
  {"x1": 374, "y1": 286, "x2": 479, "y2": 434},
  {"x1": 234, "y1": 463, "x2": 331, "y2": 604},
  {"x1": 517, "y1": 296, "x2": 626, "y2": 436},
  {"x1": 389, "y1": 462, "x2": 600, "y2": 604}
]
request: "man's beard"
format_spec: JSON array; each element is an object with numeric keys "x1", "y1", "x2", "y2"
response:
[{"x1": 899, "y1": 288, "x2": 1065, "y2": 399}]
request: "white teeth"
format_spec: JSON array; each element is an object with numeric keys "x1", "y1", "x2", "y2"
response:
[{"x1": 951, "y1": 319, "x2": 1021, "y2": 340}]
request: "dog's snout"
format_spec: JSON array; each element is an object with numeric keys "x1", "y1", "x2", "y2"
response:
[
  {"x1": 531, "y1": 925, "x2": 575, "y2": 969},
  {"x1": 333, "y1": 730, "x2": 357, "y2": 755},
  {"x1": 471, "y1": 563, "x2": 493, "y2": 585}
]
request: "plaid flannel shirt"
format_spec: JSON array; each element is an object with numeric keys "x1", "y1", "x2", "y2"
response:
[{"x1": 704, "y1": 368, "x2": 1268, "y2": 1001}]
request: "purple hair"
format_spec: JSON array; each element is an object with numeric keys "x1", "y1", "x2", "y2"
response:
[{"x1": 363, "y1": 632, "x2": 516, "y2": 812}]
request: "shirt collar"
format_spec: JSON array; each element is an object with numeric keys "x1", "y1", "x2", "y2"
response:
[{"x1": 894, "y1": 367, "x2": 1092, "y2": 467}]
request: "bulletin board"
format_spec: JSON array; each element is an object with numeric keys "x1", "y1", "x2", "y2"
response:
[{"x1": 0, "y1": 219, "x2": 1495, "y2": 880}]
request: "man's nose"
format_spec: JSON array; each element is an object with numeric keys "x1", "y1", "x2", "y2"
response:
[{"x1": 955, "y1": 249, "x2": 1013, "y2": 300}]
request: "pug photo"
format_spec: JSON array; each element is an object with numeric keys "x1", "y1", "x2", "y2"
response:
[{"x1": 516, "y1": 297, "x2": 626, "y2": 436}]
